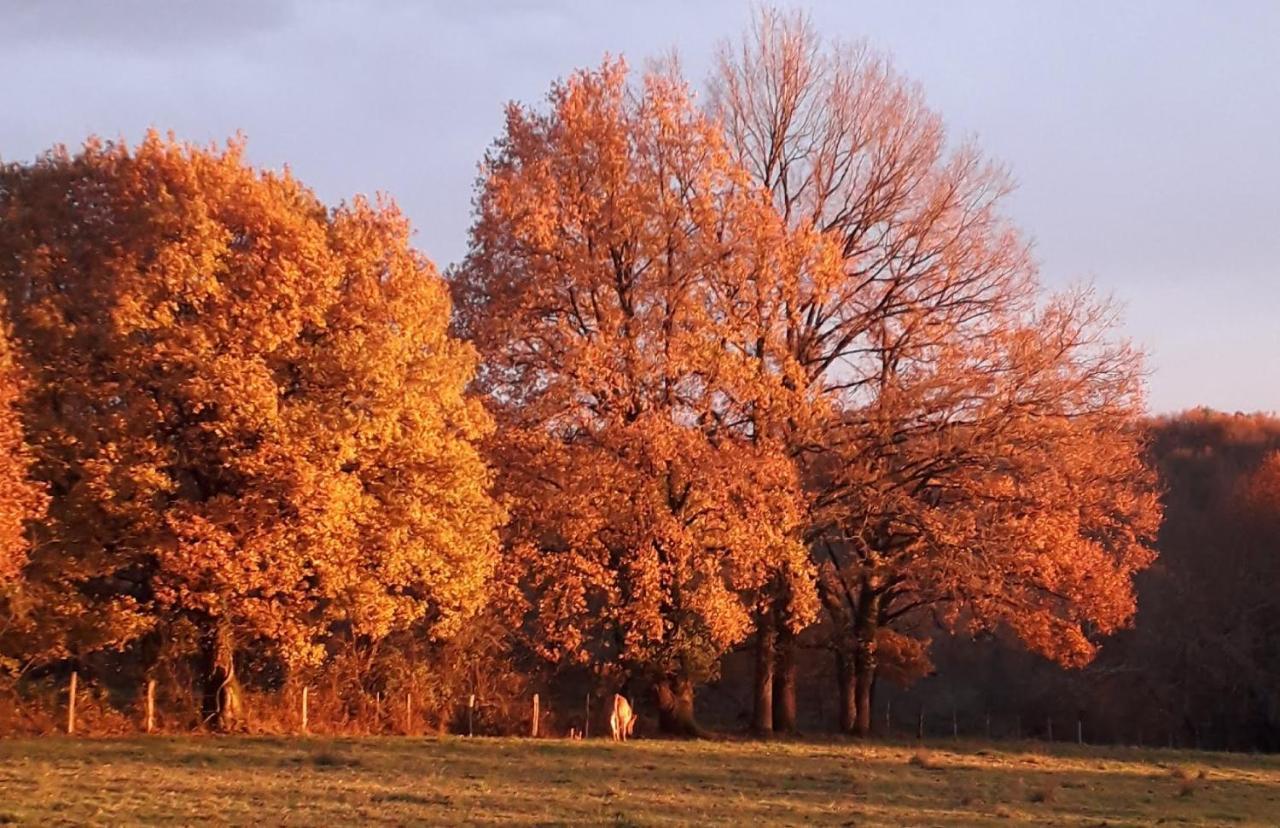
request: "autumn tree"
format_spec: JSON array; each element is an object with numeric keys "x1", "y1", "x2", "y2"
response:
[
  {"x1": 812, "y1": 293, "x2": 1159, "y2": 735},
  {"x1": 0, "y1": 134, "x2": 501, "y2": 727},
  {"x1": 712, "y1": 8, "x2": 1161, "y2": 735},
  {"x1": 0, "y1": 301, "x2": 45, "y2": 585},
  {"x1": 454, "y1": 61, "x2": 819, "y2": 735}
]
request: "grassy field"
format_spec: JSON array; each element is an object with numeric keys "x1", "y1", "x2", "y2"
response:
[{"x1": 1, "y1": 736, "x2": 1278, "y2": 826}]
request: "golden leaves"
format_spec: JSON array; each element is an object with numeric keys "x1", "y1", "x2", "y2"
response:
[
  {"x1": 0, "y1": 31, "x2": 1163, "y2": 705},
  {"x1": 0, "y1": 302, "x2": 46, "y2": 582},
  {"x1": 459, "y1": 61, "x2": 818, "y2": 680},
  {"x1": 0, "y1": 134, "x2": 502, "y2": 668}
]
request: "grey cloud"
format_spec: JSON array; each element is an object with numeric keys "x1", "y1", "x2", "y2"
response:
[{"x1": 2, "y1": 0, "x2": 297, "y2": 53}]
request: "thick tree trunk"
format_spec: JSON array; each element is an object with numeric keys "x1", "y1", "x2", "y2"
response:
[
  {"x1": 752, "y1": 610, "x2": 775, "y2": 736},
  {"x1": 201, "y1": 620, "x2": 244, "y2": 732},
  {"x1": 836, "y1": 649, "x2": 856, "y2": 733},
  {"x1": 851, "y1": 587, "x2": 881, "y2": 738},
  {"x1": 772, "y1": 619, "x2": 797, "y2": 733},
  {"x1": 654, "y1": 675, "x2": 702, "y2": 738},
  {"x1": 853, "y1": 639, "x2": 876, "y2": 737}
]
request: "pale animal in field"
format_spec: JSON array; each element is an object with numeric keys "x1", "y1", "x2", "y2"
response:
[{"x1": 610, "y1": 694, "x2": 637, "y2": 742}]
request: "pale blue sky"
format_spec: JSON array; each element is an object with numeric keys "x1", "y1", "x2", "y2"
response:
[{"x1": 3, "y1": 1, "x2": 1277, "y2": 413}]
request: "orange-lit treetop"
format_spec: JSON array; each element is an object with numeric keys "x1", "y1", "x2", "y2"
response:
[{"x1": 0, "y1": 134, "x2": 502, "y2": 721}]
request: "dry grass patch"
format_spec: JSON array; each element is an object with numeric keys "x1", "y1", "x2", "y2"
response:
[
  {"x1": 908, "y1": 747, "x2": 944, "y2": 771},
  {"x1": 1027, "y1": 779, "x2": 1058, "y2": 804},
  {"x1": 0, "y1": 736, "x2": 1278, "y2": 825}
]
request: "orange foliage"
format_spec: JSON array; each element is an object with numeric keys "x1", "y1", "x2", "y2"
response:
[
  {"x1": 455, "y1": 61, "x2": 821, "y2": 723},
  {"x1": 1240, "y1": 450, "x2": 1280, "y2": 525},
  {"x1": 813, "y1": 291, "x2": 1161, "y2": 667},
  {"x1": 0, "y1": 134, "x2": 501, "y2": 676},
  {"x1": 714, "y1": 8, "x2": 1161, "y2": 732},
  {"x1": 0, "y1": 304, "x2": 45, "y2": 583},
  {"x1": 874, "y1": 628, "x2": 933, "y2": 687},
  {"x1": 0, "y1": 11, "x2": 1167, "y2": 737}
]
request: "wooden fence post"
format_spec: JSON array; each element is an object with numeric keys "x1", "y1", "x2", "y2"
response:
[
  {"x1": 885, "y1": 700, "x2": 891, "y2": 736},
  {"x1": 917, "y1": 707, "x2": 925, "y2": 740},
  {"x1": 531, "y1": 693, "x2": 540, "y2": 738},
  {"x1": 952, "y1": 707, "x2": 959, "y2": 740},
  {"x1": 468, "y1": 694, "x2": 475, "y2": 737},
  {"x1": 406, "y1": 692, "x2": 413, "y2": 736},
  {"x1": 375, "y1": 692, "x2": 382, "y2": 731},
  {"x1": 67, "y1": 671, "x2": 77, "y2": 735},
  {"x1": 301, "y1": 686, "x2": 309, "y2": 735},
  {"x1": 1047, "y1": 716, "x2": 1054, "y2": 742},
  {"x1": 1076, "y1": 715, "x2": 1083, "y2": 745},
  {"x1": 585, "y1": 693, "x2": 591, "y2": 739},
  {"x1": 145, "y1": 678, "x2": 156, "y2": 734}
]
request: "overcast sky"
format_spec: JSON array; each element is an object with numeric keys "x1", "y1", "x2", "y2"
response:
[{"x1": 3, "y1": 0, "x2": 1277, "y2": 413}]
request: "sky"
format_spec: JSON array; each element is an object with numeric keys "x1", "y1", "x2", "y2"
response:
[{"x1": 2, "y1": 0, "x2": 1277, "y2": 414}]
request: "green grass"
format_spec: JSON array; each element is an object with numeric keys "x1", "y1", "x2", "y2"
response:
[{"x1": 1, "y1": 736, "x2": 1279, "y2": 825}]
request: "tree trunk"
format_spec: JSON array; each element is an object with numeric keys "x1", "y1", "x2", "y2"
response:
[
  {"x1": 654, "y1": 675, "x2": 701, "y2": 738},
  {"x1": 836, "y1": 649, "x2": 856, "y2": 733},
  {"x1": 851, "y1": 588, "x2": 881, "y2": 738},
  {"x1": 201, "y1": 619, "x2": 244, "y2": 732},
  {"x1": 772, "y1": 619, "x2": 797, "y2": 733},
  {"x1": 853, "y1": 639, "x2": 876, "y2": 737},
  {"x1": 819, "y1": 574, "x2": 856, "y2": 734},
  {"x1": 752, "y1": 609, "x2": 775, "y2": 736}
]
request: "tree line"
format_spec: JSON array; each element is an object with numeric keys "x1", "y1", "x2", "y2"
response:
[
  {"x1": 888, "y1": 410, "x2": 1280, "y2": 753},
  {"x1": 0, "y1": 10, "x2": 1167, "y2": 738}
]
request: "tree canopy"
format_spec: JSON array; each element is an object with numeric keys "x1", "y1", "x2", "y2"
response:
[
  {"x1": 0, "y1": 8, "x2": 1171, "y2": 742},
  {"x1": 0, "y1": 134, "x2": 502, "y2": 724},
  {"x1": 454, "y1": 61, "x2": 825, "y2": 733},
  {"x1": 712, "y1": 8, "x2": 1160, "y2": 734}
]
